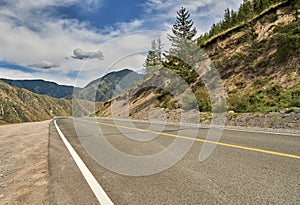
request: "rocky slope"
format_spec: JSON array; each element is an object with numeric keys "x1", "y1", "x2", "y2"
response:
[
  {"x1": 95, "y1": 1, "x2": 299, "y2": 129},
  {"x1": 0, "y1": 80, "x2": 71, "y2": 124},
  {"x1": 206, "y1": 1, "x2": 300, "y2": 113}
]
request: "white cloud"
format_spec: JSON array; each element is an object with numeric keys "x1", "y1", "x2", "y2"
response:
[
  {"x1": 28, "y1": 60, "x2": 59, "y2": 69},
  {"x1": 0, "y1": 68, "x2": 35, "y2": 80},
  {"x1": 145, "y1": 0, "x2": 242, "y2": 16},
  {"x1": 116, "y1": 20, "x2": 144, "y2": 34},
  {"x1": 72, "y1": 48, "x2": 104, "y2": 60}
]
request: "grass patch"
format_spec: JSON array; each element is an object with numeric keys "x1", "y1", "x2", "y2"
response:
[{"x1": 228, "y1": 84, "x2": 300, "y2": 113}]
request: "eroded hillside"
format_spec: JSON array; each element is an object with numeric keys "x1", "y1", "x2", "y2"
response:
[
  {"x1": 0, "y1": 81, "x2": 71, "y2": 124},
  {"x1": 208, "y1": 2, "x2": 300, "y2": 112},
  {"x1": 96, "y1": 1, "x2": 299, "y2": 120}
]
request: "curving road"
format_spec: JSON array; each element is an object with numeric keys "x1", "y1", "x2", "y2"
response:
[{"x1": 49, "y1": 117, "x2": 300, "y2": 205}]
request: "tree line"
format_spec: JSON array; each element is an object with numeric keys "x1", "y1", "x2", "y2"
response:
[{"x1": 198, "y1": 0, "x2": 295, "y2": 45}]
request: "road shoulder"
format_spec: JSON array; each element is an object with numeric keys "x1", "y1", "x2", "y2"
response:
[
  {"x1": 48, "y1": 120, "x2": 99, "y2": 205},
  {"x1": 0, "y1": 121, "x2": 50, "y2": 205}
]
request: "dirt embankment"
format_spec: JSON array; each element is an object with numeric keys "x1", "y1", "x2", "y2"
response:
[{"x1": 0, "y1": 121, "x2": 50, "y2": 205}]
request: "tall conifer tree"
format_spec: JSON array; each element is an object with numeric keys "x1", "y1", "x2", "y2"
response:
[
  {"x1": 144, "y1": 39, "x2": 163, "y2": 74},
  {"x1": 167, "y1": 7, "x2": 197, "y2": 56},
  {"x1": 164, "y1": 7, "x2": 203, "y2": 84}
]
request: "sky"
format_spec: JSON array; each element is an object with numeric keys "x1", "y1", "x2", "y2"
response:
[{"x1": 0, "y1": 0, "x2": 243, "y2": 87}]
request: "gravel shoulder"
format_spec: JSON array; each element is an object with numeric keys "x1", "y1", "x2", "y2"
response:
[
  {"x1": 130, "y1": 107, "x2": 300, "y2": 134},
  {"x1": 0, "y1": 121, "x2": 50, "y2": 205}
]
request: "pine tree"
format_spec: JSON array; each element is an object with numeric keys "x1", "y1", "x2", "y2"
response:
[
  {"x1": 222, "y1": 8, "x2": 232, "y2": 29},
  {"x1": 154, "y1": 38, "x2": 163, "y2": 65},
  {"x1": 238, "y1": 0, "x2": 252, "y2": 22},
  {"x1": 253, "y1": 0, "x2": 263, "y2": 14},
  {"x1": 164, "y1": 7, "x2": 204, "y2": 84},
  {"x1": 144, "y1": 39, "x2": 163, "y2": 74},
  {"x1": 167, "y1": 7, "x2": 197, "y2": 56},
  {"x1": 231, "y1": 9, "x2": 239, "y2": 26}
]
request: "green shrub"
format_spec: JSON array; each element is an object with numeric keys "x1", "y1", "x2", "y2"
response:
[
  {"x1": 195, "y1": 88, "x2": 211, "y2": 112},
  {"x1": 273, "y1": 21, "x2": 300, "y2": 61},
  {"x1": 228, "y1": 84, "x2": 300, "y2": 113},
  {"x1": 228, "y1": 94, "x2": 250, "y2": 113}
]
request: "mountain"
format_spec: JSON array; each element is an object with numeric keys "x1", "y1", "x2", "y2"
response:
[
  {"x1": 0, "y1": 69, "x2": 143, "y2": 123},
  {"x1": 0, "y1": 80, "x2": 71, "y2": 124},
  {"x1": 75, "y1": 69, "x2": 144, "y2": 102},
  {"x1": 95, "y1": 0, "x2": 299, "y2": 119},
  {"x1": 0, "y1": 79, "x2": 76, "y2": 98}
]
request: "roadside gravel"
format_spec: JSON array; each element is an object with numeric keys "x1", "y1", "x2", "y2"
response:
[
  {"x1": 0, "y1": 121, "x2": 50, "y2": 205},
  {"x1": 130, "y1": 107, "x2": 300, "y2": 135}
]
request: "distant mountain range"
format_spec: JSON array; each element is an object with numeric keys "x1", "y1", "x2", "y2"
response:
[
  {"x1": 75, "y1": 69, "x2": 144, "y2": 102},
  {"x1": 1, "y1": 69, "x2": 143, "y2": 102},
  {"x1": 0, "y1": 69, "x2": 144, "y2": 123},
  {"x1": 0, "y1": 80, "x2": 71, "y2": 124},
  {"x1": 0, "y1": 79, "x2": 76, "y2": 98}
]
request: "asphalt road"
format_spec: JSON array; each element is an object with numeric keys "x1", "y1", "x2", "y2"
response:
[{"x1": 49, "y1": 117, "x2": 300, "y2": 205}]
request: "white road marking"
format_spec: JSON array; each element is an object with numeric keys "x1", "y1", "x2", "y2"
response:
[
  {"x1": 220, "y1": 127, "x2": 300, "y2": 137},
  {"x1": 54, "y1": 120, "x2": 114, "y2": 205}
]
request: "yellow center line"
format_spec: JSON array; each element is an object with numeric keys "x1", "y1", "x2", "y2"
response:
[
  {"x1": 93, "y1": 121, "x2": 300, "y2": 159},
  {"x1": 74, "y1": 119, "x2": 300, "y2": 159}
]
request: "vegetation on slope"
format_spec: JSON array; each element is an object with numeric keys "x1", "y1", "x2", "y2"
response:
[
  {"x1": 96, "y1": 0, "x2": 299, "y2": 118},
  {"x1": 198, "y1": 0, "x2": 298, "y2": 46},
  {"x1": 212, "y1": 12, "x2": 300, "y2": 113},
  {"x1": 149, "y1": 0, "x2": 300, "y2": 113},
  {"x1": 0, "y1": 81, "x2": 71, "y2": 124}
]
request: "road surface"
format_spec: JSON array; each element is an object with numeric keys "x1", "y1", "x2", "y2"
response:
[{"x1": 49, "y1": 117, "x2": 300, "y2": 204}]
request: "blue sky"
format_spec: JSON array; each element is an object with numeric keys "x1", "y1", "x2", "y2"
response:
[{"x1": 0, "y1": 0, "x2": 242, "y2": 87}]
